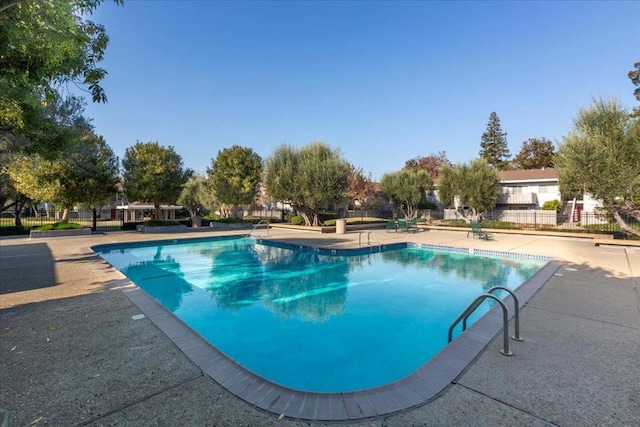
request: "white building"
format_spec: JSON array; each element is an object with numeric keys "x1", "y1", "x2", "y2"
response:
[{"x1": 496, "y1": 168, "x2": 561, "y2": 210}]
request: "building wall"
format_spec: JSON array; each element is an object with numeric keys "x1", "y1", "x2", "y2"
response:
[{"x1": 498, "y1": 182, "x2": 561, "y2": 209}]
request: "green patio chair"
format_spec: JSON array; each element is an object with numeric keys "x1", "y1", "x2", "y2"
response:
[{"x1": 467, "y1": 221, "x2": 490, "y2": 240}]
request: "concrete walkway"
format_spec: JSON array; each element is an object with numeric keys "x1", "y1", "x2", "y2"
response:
[{"x1": 1, "y1": 228, "x2": 638, "y2": 426}]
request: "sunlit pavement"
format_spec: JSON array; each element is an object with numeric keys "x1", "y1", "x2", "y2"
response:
[{"x1": 1, "y1": 228, "x2": 638, "y2": 426}]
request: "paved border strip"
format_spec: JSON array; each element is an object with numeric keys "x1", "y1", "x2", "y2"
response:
[{"x1": 96, "y1": 240, "x2": 561, "y2": 422}]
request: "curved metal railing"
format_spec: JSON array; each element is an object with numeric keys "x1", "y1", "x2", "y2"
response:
[
  {"x1": 448, "y1": 286, "x2": 523, "y2": 356},
  {"x1": 246, "y1": 219, "x2": 270, "y2": 238}
]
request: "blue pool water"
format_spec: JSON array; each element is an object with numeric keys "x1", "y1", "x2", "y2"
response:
[{"x1": 95, "y1": 237, "x2": 547, "y2": 392}]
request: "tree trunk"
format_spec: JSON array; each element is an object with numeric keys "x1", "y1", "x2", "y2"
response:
[
  {"x1": 0, "y1": 197, "x2": 13, "y2": 214},
  {"x1": 299, "y1": 212, "x2": 311, "y2": 226},
  {"x1": 61, "y1": 207, "x2": 71, "y2": 223},
  {"x1": 13, "y1": 196, "x2": 27, "y2": 227},
  {"x1": 92, "y1": 207, "x2": 98, "y2": 232},
  {"x1": 612, "y1": 208, "x2": 640, "y2": 239}
]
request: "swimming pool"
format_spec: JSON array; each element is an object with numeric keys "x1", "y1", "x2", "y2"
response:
[{"x1": 95, "y1": 236, "x2": 549, "y2": 393}]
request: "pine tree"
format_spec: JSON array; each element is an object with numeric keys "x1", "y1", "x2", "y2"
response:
[{"x1": 479, "y1": 112, "x2": 511, "y2": 170}]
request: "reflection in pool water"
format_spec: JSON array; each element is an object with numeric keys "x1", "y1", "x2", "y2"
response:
[{"x1": 96, "y1": 237, "x2": 547, "y2": 392}]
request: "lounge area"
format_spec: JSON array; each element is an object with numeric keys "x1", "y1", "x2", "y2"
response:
[{"x1": 386, "y1": 218, "x2": 419, "y2": 233}]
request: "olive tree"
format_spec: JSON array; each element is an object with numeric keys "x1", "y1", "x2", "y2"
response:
[
  {"x1": 557, "y1": 98, "x2": 640, "y2": 238},
  {"x1": 438, "y1": 158, "x2": 500, "y2": 221},
  {"x1": 178, "y1": 175, "x2": 207, "y2": 218},
  {"x1": 380, "y1": 169, "x2": 433, "y2": 219},
  {"x1": 263, "y1": 142, "x2": 349, "y2": 226}
]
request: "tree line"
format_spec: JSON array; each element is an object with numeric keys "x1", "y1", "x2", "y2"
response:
[{"x1": 0, "y1": 2, "x2": 637, "y2": 236}]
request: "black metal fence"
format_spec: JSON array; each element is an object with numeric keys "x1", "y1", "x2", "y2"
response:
[
  {"x1": 2, "y1": 207, "x2": 637, "y2": 239},
  {"x1": 433, "y1": 209, "x2": 638, "y2": 238},
  {"x1": 0, "y1": 210, "x2": 124, "y2": 231}
]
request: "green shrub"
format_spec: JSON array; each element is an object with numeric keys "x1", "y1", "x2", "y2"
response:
[
  {"x1": 36, "y1": 222, "x2": 84, "y2": 231},
  {"x1": 323, "y1": 219, "x2": 336, "y2": 226},
  {"x1": 480, "y1": 220, "x2": 519, "y2": 230},
  {"x1": 542, "y1": 199, "x2": 563, "y2": 213},
  {"x1": 284, "y1": 213, "x2": 296, "y2": 222},
  {"x1": 144, "y1": 219, "x2": 180, "y2": 226},
  {"x1": 317, "y1": 213, "x2": 338, "y2": 224},
  {"x1": 203, "y1": 213, "x2": 221, "y2": 220},
  {"x1": 440, "y1": 219, "x2": 468, "y2": 228},
  {"x1": 290, "y1": 215, "x2": 304, "y2": 225}
]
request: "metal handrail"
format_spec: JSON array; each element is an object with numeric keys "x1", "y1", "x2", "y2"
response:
[
  {"x1": 448, "y1": 293, "x2": 513, "y2": 356},
  {"x1": 358, "y1": 231, "x2": 366, "y2": 246},
  {"x1": 478, "y1": 286, "x2": 522, "y2": 341},
  {"x1": 246, "y1": 219, "x2": 269, "y2": 237},
  {"x1": 367, "y1": 231, "x2": 381, "y2": 249},
  {"x1": 358, "y1": 231, "x2": 381, "y2": 251},
  {"x1": 452, "y1": 286, "x2": 523, "y2": 341}
]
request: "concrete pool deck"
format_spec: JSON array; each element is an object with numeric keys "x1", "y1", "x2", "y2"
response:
[{"x1": 1, "y1": 228, "x2": 639, "y2": 426}]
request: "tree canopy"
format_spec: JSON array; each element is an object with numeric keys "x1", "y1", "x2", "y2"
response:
[
  {"x1": 346, "y1": 164, "x2": 377, "y2": 210},
  {"x1": 1, "y1": 95, "x2": 92, "y2": 217},
  {"x1": 380, "y1": 168, "x2": 433, "y2": 219},
  {"x1": 1, "y1": 0, "x2": 123, "y2": 225},
  {"x1": 557, "y1": 98, "x2": 640, "y2": 237},
  {"x1": 512, "y1": 138, "x2": 555, "y2": 170},
  {"x1": 68, "y1": 134, "x2": 119, "y2": 225},
  {"x1": 207, "y1": 145, "x2": 262, "y2": 217},
  {"x1": 8, "y1": 132, "x2": 118, "y2": 224},
  {"x1": 629, "y1": 61, "x2": 640, "y2": 117},
  {"x1": 437, "y1": 158, "x2": 500, "y2": 221},
  {"x1": 4, "y1": 94, "x2": 118, "y2": 225},
  {"x1": 177, "y1": 175, "x2": 210, "y2": 218},
  {"x1": 1, "y1": 0, "x2": 123, "y2": 149},
  {"x1": 263, "y1": 142, "x2": 349, "y2": 226},
  {"x1": 403, "y1": 151, "x2": 452, "y2": 179},
  {"x1": 122, "y1": 141, "x2": 191, "y2": 219},
  {"x1": 479, "y1": 112, "x2": 511, "y2": 170}
]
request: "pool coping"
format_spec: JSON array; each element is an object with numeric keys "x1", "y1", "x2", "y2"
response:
[{"x1": 96, "y1": 239, "x2": 562, "y2": 422}]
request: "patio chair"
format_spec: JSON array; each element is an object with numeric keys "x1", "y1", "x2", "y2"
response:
[
  {"x1": 397, "y1": 219, "x2": 408, "y2": 232},
  {"x1": 386, "y1": 220, "x2": 398, "y2": 232},
  {"x1": 407, "y1": 218, "x2": 419, "y2": 233},
  {"x1": 467, "y1": 221, "x2": 491, "y2": 240}
]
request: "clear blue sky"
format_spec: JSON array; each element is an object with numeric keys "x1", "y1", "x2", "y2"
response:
[{"x1": 83, "y1": 0, "x2": 640, "y2": 180}]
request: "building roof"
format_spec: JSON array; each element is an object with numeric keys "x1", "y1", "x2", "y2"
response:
[
  {"x1": 116, "y1": 203, "x2": 183, "y2": 210},
  {"x1": 497, "y1": 168, "x2": 558, "y2": 183}
]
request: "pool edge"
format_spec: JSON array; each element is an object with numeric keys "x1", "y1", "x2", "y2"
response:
[{"x1": 94, "y1": 243, "x2": 562, "y2": 422}]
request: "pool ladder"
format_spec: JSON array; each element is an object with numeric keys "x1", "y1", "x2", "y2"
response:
[
  {"x1": 358, "y1": 231, "x2": 381, "y2": 251},
  {"x1": 246, "y1": 219, "x2": 270, "y2": 238},
  {"x1": 448, "y1": 286, "x2": 522, "y2": 356}
]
